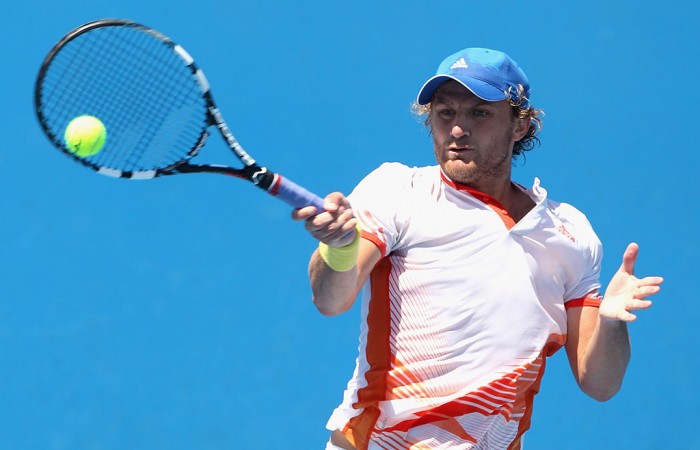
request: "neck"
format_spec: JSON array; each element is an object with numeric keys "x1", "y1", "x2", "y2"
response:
[
  {"x1": 443, "y1": 172, "x2": 534, "y2": 223},
  {"x1": 476, "y1": 177, "x2": 514, "y2": 205}
]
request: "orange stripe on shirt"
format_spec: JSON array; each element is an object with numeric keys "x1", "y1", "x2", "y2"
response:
[
  {"x1": 360, "y1": 230, "x2": 386, "y2": 257},
  {"x1": 344, "y1": 256, "x2": 393, "y2": 450},
  {"x1": 379, "y1": 334, "x2": 566, "y2": 446},
  {"x1": 508, "y1": 336, "x2": 566, "y2": 450},
  {"x1": 565, "y1": 296, "x2": 602, "y2": 309},
  {"x1": 440, "y1": 170, "x2": 517, "y2": 229}
]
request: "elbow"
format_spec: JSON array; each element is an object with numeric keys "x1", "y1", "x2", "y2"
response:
[
  {"x1": 586, "y1": 389, "x2": 618, "y2": 403},
  {"x1": 312, "y1": 295, "x2": 353, "y2": 317},
  {"x1": 579, "y1": 379, "x2": 622, "y2": 402}
]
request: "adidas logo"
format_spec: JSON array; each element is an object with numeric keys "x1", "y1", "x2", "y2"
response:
[
  {"x1": 556, "y1": 224, "x2": 576, "y2": 243},
  {"x1": 450, "y1": 58, "x2": 469, "y2": 70}
]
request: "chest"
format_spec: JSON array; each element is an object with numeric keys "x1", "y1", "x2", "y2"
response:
[{"x1": 390, "y1": 194, "x2": 589, "y2": 306}]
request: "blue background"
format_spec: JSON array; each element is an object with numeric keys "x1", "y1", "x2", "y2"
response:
[{"x1": 1, "y1": 1, "x2": 696, "y2": 448}]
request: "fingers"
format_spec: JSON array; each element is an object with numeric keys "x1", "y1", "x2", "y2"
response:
[
  {"x1": 292, "y1": 192, "x2": 357, "y2": 247},
  {"x1": 291, "y1": 192, "x2": 348, "y2": 221},
  {"x1": 635, "y1": 286, "x2": 661, "y2": 300},
  {"x1": 600, "y1": 243, "x2": 664, "y2": 324},
  {"x1": 291, "y1": 192, "x2": 349, "y2": 221},
  {"x1": 620, "y1": 242, "x2": 639, "y2": 275},
  {"x1": 291, "y1": 205, "x2": 319, "y2": 221},
  {"x1": 618, "y1": 311, "x2": 638, "y2": 322},
  {"x1": 321, "y1": 192, "x2": 347, "y2": 213},
  {"x1": 638, "y1": 276, "x2": 664, "y2": 287},
  {"x1": 309, "y1": 209, "x2": 357, "y2": 246},
  {"x1": 627, "y1": 299, "x2": 652, "y2": 311},
  {"x1": 629, "y1": 276, "x2": 664, "y2": 303}
]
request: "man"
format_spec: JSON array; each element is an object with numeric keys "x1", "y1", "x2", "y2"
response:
[{"x1": 292, "y1": 48, "x2": 664, "y2": 450}]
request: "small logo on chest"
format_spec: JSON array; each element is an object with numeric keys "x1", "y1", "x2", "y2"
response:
[{"x1": 557, "y1": 224, "x2": 576, "y2": 243}]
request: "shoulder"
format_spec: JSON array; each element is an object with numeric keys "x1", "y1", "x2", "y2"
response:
[
  {"x1": 353, "y1": 163, "x2": 439, "y2": 194},
  {"x1": 528, "y1": 179, "x2": 602, "y2": 253},
  {"x1": 348, "y1": 163, "x2": 439, "y2": 252},
  {"x1": 545, "y1": 198, "x2": 603, "y2": 260},
  {"x1": 548, "y1": 200, "x2": 592, "y2": 226},
  {"x1": 364, "y1": 162, "x2": 436, "y2": 180},
  {"x1": 529, "y1": 180, "x2": 596, "y2": 233}
]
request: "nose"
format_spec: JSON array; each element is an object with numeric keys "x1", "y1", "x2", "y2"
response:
[{"x1": 450, "y1": 124, "x2": 470, "y2": 138}]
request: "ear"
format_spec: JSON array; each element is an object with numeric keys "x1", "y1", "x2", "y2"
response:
[{"x1": 512, "y1": 118, "x2": 530, "y2": 141}]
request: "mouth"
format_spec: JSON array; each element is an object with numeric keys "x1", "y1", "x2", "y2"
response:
[{"x1": 447, "y1": 143, "x2": 473, "y2": 152}]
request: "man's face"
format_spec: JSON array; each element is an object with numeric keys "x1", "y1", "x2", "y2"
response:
[{"x1": 429, "y1": 80, "x2": 526, "y2": 188}]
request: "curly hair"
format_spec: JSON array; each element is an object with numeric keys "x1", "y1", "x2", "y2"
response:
[{"x1": 412, "y1": 84, "x2": 545, "y2": 159}]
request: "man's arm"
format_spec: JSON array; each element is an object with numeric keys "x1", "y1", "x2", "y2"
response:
[
  {"x1": 565, "y1": 242, "x2": 664, "y2": 401},
  {"x1": 292, "y1": 192, "x2": 382, "y2": 316},
  {"x1": 308, "y1": 240, "x2": 381, "y2": 315}
]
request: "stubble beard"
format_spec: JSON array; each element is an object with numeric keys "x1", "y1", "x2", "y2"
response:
[{"x1": 436, "y1": 140, "x2": 513, "y2": 188}]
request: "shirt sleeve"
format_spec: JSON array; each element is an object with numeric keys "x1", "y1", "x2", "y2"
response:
[
  {"x1": 347, "y1": 162, "x2": 414, "y2": 257},
  {"x1": 559, "y1": 203, "x2": 604, "y2": 308}
]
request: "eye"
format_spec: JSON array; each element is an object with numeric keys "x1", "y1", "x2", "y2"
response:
[
  {"x1": 473, "y1": 109, "x2": 489, "y2": 117},
  {"x1": 437, "y1": 108, "x2": 456, "y2": 118}
]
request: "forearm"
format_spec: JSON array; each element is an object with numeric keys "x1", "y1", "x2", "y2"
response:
[
  {"x1": 567, "y1": 243, "x2": 663, "y2": 402},
  {"x1": 578, "y1": 317, "x2": 631, "y2": 401},
  {"x1": 309, "y1": 250, "x2": 361, "y2": 316},
  {"x1": 292, "y1": 194, "x2": 378, "y2": 316}
]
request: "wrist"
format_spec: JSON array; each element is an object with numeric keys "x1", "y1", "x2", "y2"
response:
[{"x1": 318, "y1": 224, "x2": 362, "y2": 272}]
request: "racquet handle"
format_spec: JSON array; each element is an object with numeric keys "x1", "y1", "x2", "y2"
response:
[{"x1": 269, "y1": 174, "x2": 325, "y2": 214}]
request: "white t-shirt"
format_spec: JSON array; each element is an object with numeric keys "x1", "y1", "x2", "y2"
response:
[{"x1": 326, "y1": 163, "x2": 603, "y2": 450}]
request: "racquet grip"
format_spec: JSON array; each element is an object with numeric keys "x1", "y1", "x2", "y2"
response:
[{"x1": 269, "y1": 174, "x2": 325, "y2": 214}]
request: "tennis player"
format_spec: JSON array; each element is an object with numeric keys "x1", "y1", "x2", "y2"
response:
[{"x1": 293, "y1": 47, "x2": 664, "y2": 450}]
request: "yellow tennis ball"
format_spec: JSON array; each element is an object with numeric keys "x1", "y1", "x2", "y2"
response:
[{"x1": 64, "y1": 115, "x2": 107, "y2": 157}]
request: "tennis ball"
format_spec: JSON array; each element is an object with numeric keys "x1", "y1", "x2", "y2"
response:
[{"x1": 64, "y1": 115, "x2": 107, "y2": 157}]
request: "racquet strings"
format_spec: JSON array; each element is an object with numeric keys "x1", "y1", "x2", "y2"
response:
[{"x1": 37, "y1": 24, "x2": 209, "y2": 173}]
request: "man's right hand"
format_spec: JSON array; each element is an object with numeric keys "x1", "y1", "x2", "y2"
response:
[{"x1": 292, "y1": 192, "x2": 358, "y2": 247}]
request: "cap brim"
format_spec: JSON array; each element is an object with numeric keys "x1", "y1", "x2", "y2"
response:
[{"x1": 416, "y1": 75, "x2": 509, "y2": 105}]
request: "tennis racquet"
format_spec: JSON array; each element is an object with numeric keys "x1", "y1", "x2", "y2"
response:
[{"x1": 34, "y1": 18, "x2": 324, "y2": 212}]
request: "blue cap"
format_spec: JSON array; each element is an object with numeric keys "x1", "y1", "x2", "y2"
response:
[{"x1": 416, "y1": 48, "x2": 530, "y2": 107}]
